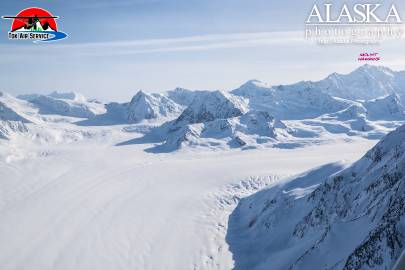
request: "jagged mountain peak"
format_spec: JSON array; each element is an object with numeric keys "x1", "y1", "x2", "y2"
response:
[
  {"x1": 129, "y1": 90, "x2": 151, "y2": 103},
  {"x1": 123, "y1": 90, "x2": 182, "y2": 123},
  {"x1": 174, "y1": 90, "x2": 248, "y2": 125}
]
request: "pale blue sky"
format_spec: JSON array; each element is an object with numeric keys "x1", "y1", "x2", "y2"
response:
[{"x1": 1, "y1": 0, "x2": 405, "y2": 101}]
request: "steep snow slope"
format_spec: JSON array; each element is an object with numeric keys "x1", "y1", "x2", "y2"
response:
[
  {"x1": 0, "y1": 102, "x2": 29, "y2": 123},
  {"x1": 364, "y1": 94, "x2": 405, "y2": 120},
  {"x1": 316, "y1": 65, "x2": 404, "y2": 101},
  {"x1": 0, "y1": 93, "x2": 32, "y2": 123},
  {"x1": 227, "y1": 124, "x2": 405, "y2": 270},
  {"x1": 0, "y1": 93, "x2": 31, "y2": 139}
]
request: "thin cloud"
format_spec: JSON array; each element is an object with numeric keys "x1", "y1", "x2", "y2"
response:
[{"x1": 0, "y1": 31, "x2": 306, "y2": 57}]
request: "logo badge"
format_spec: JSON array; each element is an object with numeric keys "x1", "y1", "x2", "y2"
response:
[{"x1": 2, "y1": 7, "x2": 68, "y2": 43}]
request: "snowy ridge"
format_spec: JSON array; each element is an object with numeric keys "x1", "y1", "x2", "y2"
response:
[
  {"x1": 231, "y1": 80, "x2": 272, "y2": 97},
  {"x1": 19, "y1": 92, "x2": 106, "y2": 119},
  {"x1": 315, "y1": 65, "x2": 405, "y2": 101},
  {"x1": 227, "y1": 124, "x2": 405, "y2": 270},
  {"x1": 232, "y1": 81, "x2": 350, "y2": 119}
]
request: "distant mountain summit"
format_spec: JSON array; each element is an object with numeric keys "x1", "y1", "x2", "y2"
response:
[
  {"x1": 174, "y1": 90, "x2": 248, "y2": 125},
  {"x1": 316, "y1": 65, "x2": 405, "y2": 101},
  {"x1": 125, "y1": 90, "x2": 182, "y2": 123},
  {"x1": 231, "y1": 80, "x2": 272, "y2": 97}
]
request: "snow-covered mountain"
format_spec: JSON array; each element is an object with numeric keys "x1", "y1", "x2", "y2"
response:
[
  {"x1": 113, "y1": 90, "x2": 183, "y2": 123},
  {"x1": 231, "y1": 80, "x2": 350, "y2": 119},
  {"x1": 227, "y1": 124, "x2": 405, "y2": 270},
  {"x1": 153, "y1": 110, "x2": 290, "y2": 151},
  {"x1": 231, "y1": 80, "x2": 272, "y2": 97},
  {"x1": 5, "y1": 64, "x2": 405, "y2": 151},
  {"x1": 134, "y1": 91, "x2": 286, "y2": 151},
  {"x1": 364, "y1": 94, "x2": 405, "y2": 120},
  {"x1": 125, "y1": 66, "x2": 405, "y2": 152},
  {"x1": 166, "y1": 87, "x2": 200, "y2": 106},
  {"x1": 174, "y1": 90, "x2": 247, "y2": 125},
  {"x1": 18, "y1": 92, "x2": 106, "y2": 119},
  {"x1": 315, "y1": 65, "x2": 405, "y2": 101},
  {"x1": 78, "y1": 90, "x2": 185, "y2": 126}
]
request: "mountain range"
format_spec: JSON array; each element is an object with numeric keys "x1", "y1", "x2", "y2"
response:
[{"x1": 1, "y1": 64, "x2": 405, "y2": 151}]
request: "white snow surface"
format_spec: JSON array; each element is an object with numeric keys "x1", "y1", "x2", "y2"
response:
[{"x1": 0, "y1": 119, "x2": 375, "y2": 270}]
